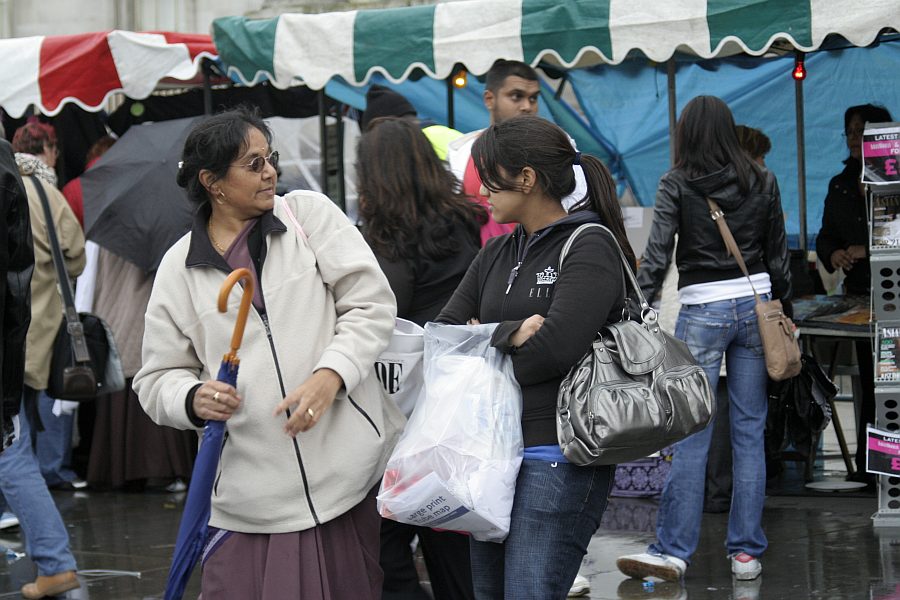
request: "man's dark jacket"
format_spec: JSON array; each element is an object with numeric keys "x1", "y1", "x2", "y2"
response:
[
  {"x1": 0, "y1": 139, "x2": 34, "y2": 447},
  {"x1": 637, "y1": 164, "x2": 793, "y2": 314},
  {"x1": 815, "y1": 159, "x2": 869, "y2": 295}
]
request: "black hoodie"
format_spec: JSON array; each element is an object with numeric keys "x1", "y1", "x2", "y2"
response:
[{"x1": 437, "y1": 211, "x2": 627, "y2": 447}]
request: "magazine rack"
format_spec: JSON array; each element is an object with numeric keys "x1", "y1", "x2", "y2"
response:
[{"x1": 865, "y1": 120, "x2": 900, "y2": 527}]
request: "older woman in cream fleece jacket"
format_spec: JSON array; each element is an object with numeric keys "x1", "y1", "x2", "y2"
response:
[{"x1": 134, "y1": 109, "x2": 402, "y2": 599}]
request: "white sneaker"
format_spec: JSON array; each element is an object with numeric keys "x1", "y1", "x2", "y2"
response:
[
  {"x1": 0, "y1": 512, "x2": 19, "y2": 530},
  {"x1": 617, "y1": 552, "x2": 686, "y2": 582},
  {"x1": 165, "y1": 479, "x2": 187, "y2": 493},
  {"x1": 731, "y1": 553, "x2": 762, "y2": 580},
  {"x1": 568, "y1": 573, "x2": 590, "y2": 597}
]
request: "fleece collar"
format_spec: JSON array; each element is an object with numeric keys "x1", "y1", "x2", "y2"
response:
[{"x1": 185, "y1": 201, "x2": 287, "y2": 270}]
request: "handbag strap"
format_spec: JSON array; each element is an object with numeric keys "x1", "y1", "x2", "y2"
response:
[
  {"x1": 278, "y1": 196, "x2": 309, "y2": 243},
  {"x1": 30, "y1": 176, "x2": 91, "y2": 364},
  {"x1": 705, "y1": 198, "x2": 762, "y2": 304},
  {"x1": 559, "y1": 222, "x2": 658, "y2": 327}
]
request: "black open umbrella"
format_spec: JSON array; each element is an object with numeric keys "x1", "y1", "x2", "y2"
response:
[{"x1": 82, "y1": 117, "x2": 201, "y2": 272}]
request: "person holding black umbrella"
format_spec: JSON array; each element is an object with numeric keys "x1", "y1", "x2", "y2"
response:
[{"x1": 134, "y1": 107, "x2": 403, "y2": 599}]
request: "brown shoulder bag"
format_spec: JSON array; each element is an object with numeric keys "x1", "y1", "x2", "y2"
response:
[{"x1": 707, "y1": 198, "x2": 801, "y2": 381}]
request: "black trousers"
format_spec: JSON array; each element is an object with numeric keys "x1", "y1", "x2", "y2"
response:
[
  {"x1": 855, "y1": 339, "x2": 876, "y2": 478},
  {"x1": 705, "y1": 376, "x2": 733, "y2": 512},
  {"x1": 380, "y1": 518, "x2": 474, "y2": 600}
]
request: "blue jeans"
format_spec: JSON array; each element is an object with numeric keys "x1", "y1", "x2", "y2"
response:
[
  {"x1": 34, "y1": 389, "x2": 77, "y2": 486},
  {"x1": 469, "y1": 460, "x2": 613, "y2": 599},
  {"x1": 649, "y1": 295, "x2": 768, "y2": 563},
  {"x1": 0, "y1": 399, "x2": 76, "y2": 575}
]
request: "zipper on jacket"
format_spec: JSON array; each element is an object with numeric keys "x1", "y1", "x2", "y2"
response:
[
  {"x1": 505, "y1": 262, "x2": 522, "y2": 295},
  {"x1": 212, "y1": 431, "x2": 229, "y2": 496},
  {"x1": 260, "y1": 311, "x2": 321, "y2": 526},
  {"x1": 501, "y1": 230, "x2": 547, "y2": 318},
  {"x1": 347, "y1": 395, "x2": 381, "y2": 437}
]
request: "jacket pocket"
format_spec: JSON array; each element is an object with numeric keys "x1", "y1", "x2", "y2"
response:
[
  {"x1": 212, "y1": 431, "x2": 229, "y2": 497},
  {"x1": 348, "y1": 395, "x2": 381, "y2": 437}
]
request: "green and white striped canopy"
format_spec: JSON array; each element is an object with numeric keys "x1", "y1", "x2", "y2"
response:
[{"x1": 213, "y1": 0, "x2": 898, "y2": 90}]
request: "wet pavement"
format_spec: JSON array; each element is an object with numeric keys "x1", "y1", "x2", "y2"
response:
[
  {"x1": 0, "y1": 402, "x2": 895, "y2": 599},
  {"x1": 0, "y1": 485, "x2": 891, "y2": 599}
]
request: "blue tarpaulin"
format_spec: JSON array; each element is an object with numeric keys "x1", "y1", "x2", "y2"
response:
[
  {"x1": 568, "y1": 39, "x2": 900, "y2": 248},
  {"x1": 326, "y1": 38, "x2": 899, "y2": 248},
  {"x1": 325, "y1": 73, "x2": 613, "y2": 165}
]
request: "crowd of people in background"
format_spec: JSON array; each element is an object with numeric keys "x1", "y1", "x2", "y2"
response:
[{"x1": 0, "y1": 54, "x2": 891, "y2": 599}]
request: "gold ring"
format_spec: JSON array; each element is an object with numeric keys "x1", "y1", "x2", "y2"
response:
[
  {"x1": 307, "y1": 408, "x2": 315, "y2": 418},
  {"x1": 213, "y1": 391, "x2": 220, "y2": 402}
]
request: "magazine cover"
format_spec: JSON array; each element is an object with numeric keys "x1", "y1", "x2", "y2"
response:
[
  {"x1": 876, "y1": 324, "x2": 900, "y2": 382},
  {"x1": 871, "y1": 192, "x2": 900, "y2": 248},
  {"x1": 862, "y1": 121, "x2": 900, "y2": 185}
]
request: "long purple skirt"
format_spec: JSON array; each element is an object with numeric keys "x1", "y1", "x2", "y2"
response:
[
  {"x1": 87, "y1": 379, "x2": 196, "y2": 487},
  {"x1": 200, "y1": 488, "x2": 382, "y2": 599}
]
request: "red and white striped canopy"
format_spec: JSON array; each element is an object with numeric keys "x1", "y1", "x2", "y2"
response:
[{"x1": 0, "y1": 31, "x2": 217, "y2": 117}]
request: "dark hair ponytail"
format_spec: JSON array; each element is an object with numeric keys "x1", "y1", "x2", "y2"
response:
[
  {"x1": 472, "y1": 115, "x2": 636, "y2": 270},
  {"x1": 575, "y1": 154, "x2": 636, "y2": 271}
]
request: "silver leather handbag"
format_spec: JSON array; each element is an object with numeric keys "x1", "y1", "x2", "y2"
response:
[{"x1": 557, "y1": 224, "x2": 715, "y2": 466}]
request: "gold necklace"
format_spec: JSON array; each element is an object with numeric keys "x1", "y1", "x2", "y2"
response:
[{"x1": 207, "y1": 222, "x2": 227, "y2": 254}]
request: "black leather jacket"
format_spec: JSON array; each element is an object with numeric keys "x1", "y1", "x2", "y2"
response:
[
  {"x1": 637, "y1": 164, "x2": 793, "y2": 313},
  {"x1": 0, "y1": 140, "x2": 34, "y2": 447}
]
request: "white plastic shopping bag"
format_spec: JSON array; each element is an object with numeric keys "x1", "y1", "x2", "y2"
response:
[
  {"x1": 374, "y1": 318, "x2": 425, "y2": 418},
  {"x1": 377, "y1": 323, "x2": 523, "y2": 542}
]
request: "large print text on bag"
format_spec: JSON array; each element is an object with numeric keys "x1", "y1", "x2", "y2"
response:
[
  {"x1": 377, "y1": 323, "x2": 523, "y2": 543},
  {"x1": 557, "y1": 224, "x2": 715, "y2": 466}
]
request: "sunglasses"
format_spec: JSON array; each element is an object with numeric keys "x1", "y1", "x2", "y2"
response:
[{"x1": 236, "y1": 151, "x2": 279, "y2": 173}]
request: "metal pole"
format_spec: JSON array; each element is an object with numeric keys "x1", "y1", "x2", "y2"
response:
[
  {"x1": 202, "y1": 59, "x2": 213, "y2": 116},
  {"x1": 335, "y1": 102, "x2": 346, "y2": 212},
  {"x1": 447, "y1": 76, "x2": 455, "y2": 129},
  {"x1": 795, "y1": 72, "x2": 808, "y2": 253},
  {"x1": 318, "y1": 89, "x2": 328, "y2": 197},
  {"x1": 667, "y1": 59, "x2": 677, "y2": 167}
]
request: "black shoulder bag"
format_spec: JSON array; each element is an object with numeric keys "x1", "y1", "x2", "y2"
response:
[{"x1": 32, "y1": 175, "x2": 117, "y2": 400}]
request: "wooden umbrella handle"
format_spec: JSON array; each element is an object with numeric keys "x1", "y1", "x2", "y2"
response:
[{"x1": 218, "y1": 268, "x2": 255, "y2": 357}]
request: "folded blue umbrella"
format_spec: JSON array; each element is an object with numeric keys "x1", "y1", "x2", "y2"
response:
[{"x1": 164, "y1": 269, "x2": 254, "y2": 600}]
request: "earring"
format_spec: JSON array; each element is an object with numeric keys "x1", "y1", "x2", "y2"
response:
[{"x1": 215, "y1": 191, "x2": 226, "y2": 205}]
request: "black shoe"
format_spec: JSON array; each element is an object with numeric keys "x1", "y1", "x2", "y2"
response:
[
  {"x1": 50, "y1": 478, "x2": 88, "y2": 491},
  {"x1": 703, "y1": 501, "x2": 730, "y2": 514},
  {"x1": 846, "y1": 472, "x2": 877, "y2": 493}
]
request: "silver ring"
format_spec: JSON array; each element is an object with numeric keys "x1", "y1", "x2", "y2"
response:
[
  {"x1": 213, "y1": 391, "x2": 220, "y2": 402},
  {"x1": 307, "y1": 408, "x2": 315, "y2": 418}
]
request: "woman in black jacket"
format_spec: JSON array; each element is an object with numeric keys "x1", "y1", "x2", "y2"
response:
[
  {"x1": 356, "y1": 117, "x2": 484, "y2": 600},
  {"x1": 617, "y1": 96, "x2": 792, "y2": 584},
  {"x1": 437, "y1": 115, "x2": 633, "y2": 599},
  {"x1": 816, "y1": 103, "x2": 893, "y2": 486}
]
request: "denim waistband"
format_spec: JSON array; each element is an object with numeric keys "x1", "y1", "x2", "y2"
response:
[{"x1": 680, "y1": 294, "x2": 770, "y2": 318}]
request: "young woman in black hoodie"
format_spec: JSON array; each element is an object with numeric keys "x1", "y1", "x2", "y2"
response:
[
  {"x1": 437, "y1": 115, "x2": 635, "y2": 599},
  {"x1": 357, "y1": 117, "x2": 484, "y2": 600}
]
